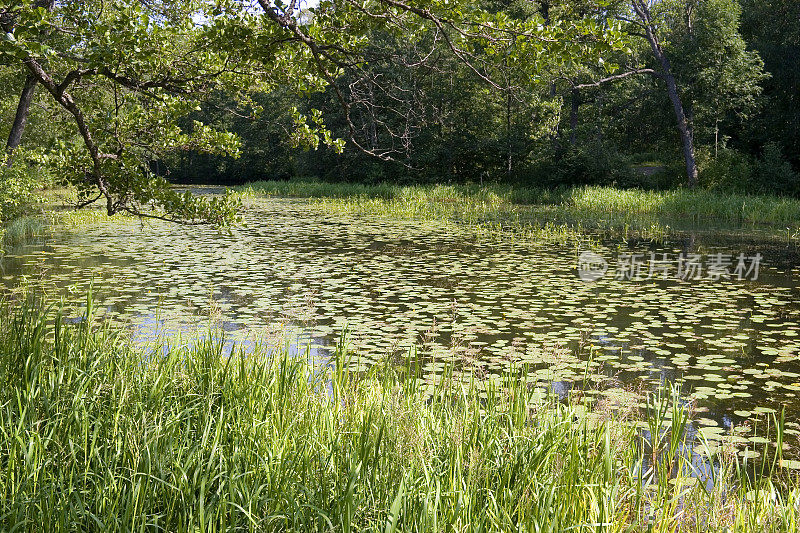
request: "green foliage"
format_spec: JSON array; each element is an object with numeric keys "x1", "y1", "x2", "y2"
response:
[
  {"x1": 753, "y1": 142, "x2": 799, "y2": 196},
  {"x1": 698, "y1": 148, "x2": 754, "y2": 193},
  {"x1": 1, "y1": 297, "x2": 798, "y2": 531},
  {"x1": 0, "y1": 0, "x2": 795, "y2": 202},
  {"x1": 0, "y1": 0, "x2": 634, "y2": 220},
  {"x1": 664, "y1": 0, "x2": 767, "y2": 143},
  {"x1": 700, "y1": 144, "x2": 798, "y2": 196},
  {"x1": 161, "y1": 0, "x2": 791, "y2": 197},
  {"x1": 0, "y1": 0, "x2": 263, "y2": 223},
  {"x1": 0, "y1": 148, "x2": 51, "y2": 221},
  {"x1": 545, "y1": 141, "x2": 639, "y2": 188},
  {"x1": 740, "y1": 0, "x2": 800, "y2": 169}
]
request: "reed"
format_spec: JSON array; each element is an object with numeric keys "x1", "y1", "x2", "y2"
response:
[
  {"x1": 0, "y1": 296, "x2": 797, "y2": 531},
  {"x1": 238, "y1": 180, "x2": 800, "y2": 241},
  {"x1": 1, "y1": 215, "x2": 47, "y2": 246}
]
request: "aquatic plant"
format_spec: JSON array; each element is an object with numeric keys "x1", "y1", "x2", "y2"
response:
[
  {"x1": 0, "y1": 188, "x2": 135, "y2": 250},
  {"x1": 5, "y1": 195, "x2": 800, "y2": 436},
  {"x1": 0, "y1": 297, "x2": 798, "y2": 531},
  {"x1": 238, "y1": 180, "x2": 800, "y2": 241},
  {"x1": 1, "y1": 216, "x2": 47, "y2": 247}
]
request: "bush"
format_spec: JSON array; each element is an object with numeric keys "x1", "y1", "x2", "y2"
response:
[
  {"x1": 699, "y1": 144, "x2": 799, "y2": 196},
  {"x1": 549, "y1": 142, "x2": 641, "y2": 188},
  {"x1": 753, "y1": 142, "x2": 799, "y2": 196},
  {"x1": 698, "y1": 147, "x2": 753, "y2": 192}
]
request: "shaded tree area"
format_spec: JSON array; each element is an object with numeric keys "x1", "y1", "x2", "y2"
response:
[
  {"x1": 2, "y1": 0, "x2": 799, "y2": 215},
  {"x1": 171, "y1": 0, "x2": 589, "y2": 185},
  {"x1": 740, "y1": 0, "x2": 800, "y2": 169},
  {"x1": 167, "y1": 0, "x2": 798, "y2": 194}
]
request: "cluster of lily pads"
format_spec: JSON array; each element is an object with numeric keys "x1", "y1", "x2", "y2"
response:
[{"x1": 1, "y1": 197, "x2": 799, "y2": 458}]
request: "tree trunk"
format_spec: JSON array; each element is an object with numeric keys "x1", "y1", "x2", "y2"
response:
[
  {"x1": 4, "y1": 0, "x2": 55, "y2": 167},
  {"x1": 633, "y1": 0, "x2": 699, "y2": 188},
  {"x1": 4, "y1": 73, "x2": 38, "y2": 167},
  {"x1": 506, "y1": 89, "x2": 512, "y2": 178},
  {"x1": 664, "y1": 76, "x2": 698, "y2": 188}
]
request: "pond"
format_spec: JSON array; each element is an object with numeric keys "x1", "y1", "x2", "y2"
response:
[{"x1": 3, "y1": 196, "x2": 800, "y2": 452}]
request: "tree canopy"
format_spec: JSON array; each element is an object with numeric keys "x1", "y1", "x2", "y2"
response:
[{"x1": 1, "y1": 0, "x2": 797, "y2": 221}]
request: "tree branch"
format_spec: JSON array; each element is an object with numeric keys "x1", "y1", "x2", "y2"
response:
[{"x1": 573, "y1": 68, "x2": 661, "y2": 89}]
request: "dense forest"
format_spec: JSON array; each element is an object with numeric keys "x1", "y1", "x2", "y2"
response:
[
  {"x1": 173, "y1": 0, "x2": 800, "y2": 194},
  {"x1": 1, "y1": 0, "x2": 798, "y2": 225}
]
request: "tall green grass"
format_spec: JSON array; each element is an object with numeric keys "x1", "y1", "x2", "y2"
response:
[
  {"x1": 1, "y1": 215, "x2": 47, "y2": 247},
  {"x1": 0, "y1": 297, "x2": 798, "y2": 531},
  {"x1": 238, "y1": 180, "x2": 800, "y2": 240},
  {"x1": 0, "y1": 188, "x2": 129, "y2": 250}
]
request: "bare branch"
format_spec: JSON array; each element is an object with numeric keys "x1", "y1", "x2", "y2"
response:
[{"x1": 573, "y1": 68, "x2": 661, "y2": 89}]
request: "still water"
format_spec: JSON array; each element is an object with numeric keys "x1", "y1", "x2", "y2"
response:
[{"x1": 3, "y1": 197, "x2": 800, "y2": 451}]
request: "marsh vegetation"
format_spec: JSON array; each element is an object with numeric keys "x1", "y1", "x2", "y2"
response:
[
  {"x1": 2, "y1": 299, "x2": 799, "y2": 531},
  {"x1": 3, "y1": 188, "x2": 800, "y2": 475},
  {"x1": 2, "y1": 0, "x2": 800, "y2": 529}
]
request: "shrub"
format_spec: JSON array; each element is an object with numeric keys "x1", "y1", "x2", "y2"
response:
[
  {"x1": 699, "y1": 144, "x2": 799, "y2": 196},
  {"x1": 698, "y1": 147, "x2": 753, "y2": 192},
  {"x1": 753, "y1": 142, "x2": 799, "y2": 196},
  {"x1": 551, "y1": 142, "x2": 640, "y2": 188}
]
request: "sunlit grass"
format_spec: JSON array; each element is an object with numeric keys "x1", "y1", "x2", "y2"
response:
[
  {"x1": 238, "y1": 180, "x2": 800, "y2": 241},
  {"x1": 564, "y1": 187, "x2": 800, "y2": 226},
  {"x1": 1, "y1": 216, "x2": 47, "y2": 246},
  {"x1": 1, "y1": 187, "x2": 133, "y2": 249},
  {"x1": 1, "y1": 296, "x2": 798, "y2": 531}
]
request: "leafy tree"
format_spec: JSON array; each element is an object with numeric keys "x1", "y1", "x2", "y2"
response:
[
  {"x1": 151, "y1": 0, "x2": 631, "y2": 187},
  {"x1": 1, "y1": 0, "x2": 256, "y2": 223},
  {"x1": 0, "y1": 0, "x2": 633, "y2": 219},
  {"x1": 167, "y1": 89, "x2": 305, "y2": 184},
  {"x1": 544, "y1": 0, "x2": 765, "y2": 188},
  {"x1": 664, "y1": 0, "x2": 766, "y2": 159},
  {"x1": 624, "y1": 0, "x2": 765, "y2": 187},
  {"x1": 740, "y1": 0, "x2": 800, "y2": 170}
]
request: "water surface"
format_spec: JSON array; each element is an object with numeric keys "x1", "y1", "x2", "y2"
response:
[{"x1": 3, "y1": 197, "x2": 800, "y2": 451}]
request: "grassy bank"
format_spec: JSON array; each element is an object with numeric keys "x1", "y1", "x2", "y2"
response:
[
  {"x1": 0, "y1": 188, "x2": 124, "y2": 249},
  {"x1": 238, "y1": 180, "x2": 800, "y2": 240},
  {"x1": 1, "y1": 298, "x2": 798, "y2": 531}
]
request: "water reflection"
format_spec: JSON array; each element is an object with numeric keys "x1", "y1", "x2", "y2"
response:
[{"x1": 1, "y1": 197, "x2": 799, "y2": 451}]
